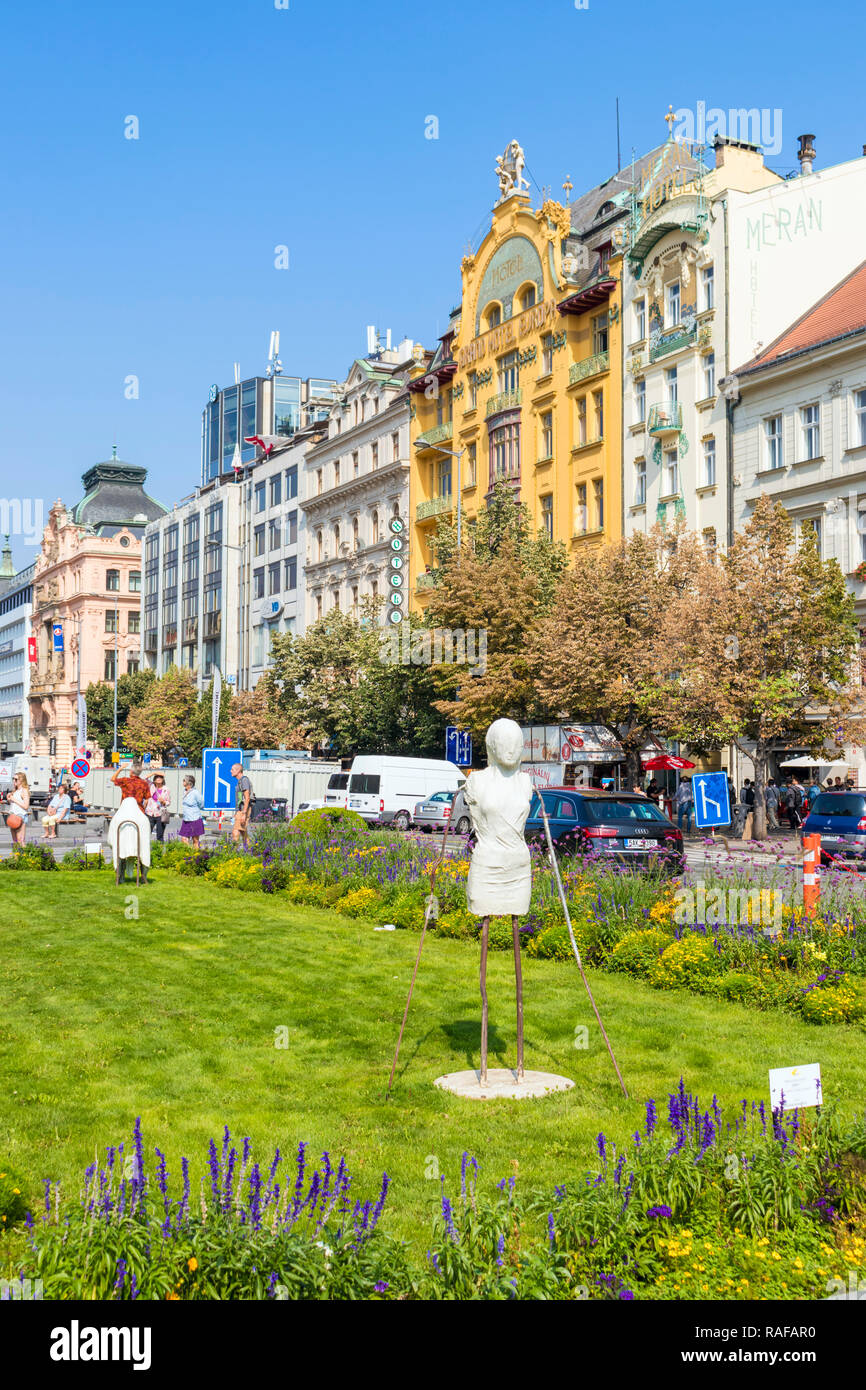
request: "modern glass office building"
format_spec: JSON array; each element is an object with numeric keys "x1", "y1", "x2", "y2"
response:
[
  {"x1": 201, "y1": 375, "x2": 338, "y2": 485},
  {"x1": 0, "y1": 551, "x2": 35, "y2": 753}
]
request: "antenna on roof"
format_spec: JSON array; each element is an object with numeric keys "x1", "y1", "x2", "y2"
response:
[
  {"x1": 266, "y1": 330, "x2": 282, "y2": 377},
  {"x1": 233, "y1": 362, "x2": 240, "y2": 385}
]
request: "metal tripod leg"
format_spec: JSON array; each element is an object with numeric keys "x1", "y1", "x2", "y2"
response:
[
  {"x1": 479, "y1": 916, "x2": 489, "y2": 1086},
  {"x1": 512, "y1": 915, "x2": 524, "y2": 1080}
]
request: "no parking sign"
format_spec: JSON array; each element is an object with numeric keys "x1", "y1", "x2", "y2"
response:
[{"x1": 71, "y1": 758, "x2": 90, "y2": 779}]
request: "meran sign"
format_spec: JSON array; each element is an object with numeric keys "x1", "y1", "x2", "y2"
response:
[{"x1": 458, "y1": 299, "x2": 557, "y2": 370}]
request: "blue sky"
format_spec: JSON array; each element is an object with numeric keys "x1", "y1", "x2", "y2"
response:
[{"x1": 1, "y1": 0, "x2": 861, "y2": 569}]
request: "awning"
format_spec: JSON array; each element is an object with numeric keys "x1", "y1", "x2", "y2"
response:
[{"x1": 780, "y1": 756, "x2": 853, "y2": 770}]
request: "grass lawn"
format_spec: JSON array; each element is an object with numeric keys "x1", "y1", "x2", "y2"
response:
[{"x1": 1, "y1": 870, "x2": 865, "y2": 1249}]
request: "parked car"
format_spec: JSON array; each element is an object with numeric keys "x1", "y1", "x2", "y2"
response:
[
  {"x1": 413, "y1": 790, "x2": 455, "y2": 832},
  {"x1": 803, "y1": 790, "x2": 866, "y2": 866},
  {"x1": 346, "y1": 755, "x2": 465, "y2": 830},
  {"x1": 524, "y1": 787, "x2": 684, "y2": 872},
  {"x1": 323, "y1": 771, "x2": 350, "y2": 809}
]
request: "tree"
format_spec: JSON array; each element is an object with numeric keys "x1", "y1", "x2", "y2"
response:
[
  {"x1": 654, "y1": 498, "x2": 866, "y2": 838},
  {"x1": 84, "y1": 668, "x2": 156, "y2": 757},
  {"x1": 229, "y1": 673, "x2": 306, "y2": 750},
  {"x1": 424, "y1": 483, "x2": 568, "y2": 737},
  {"x1": 123, "y1": 667, "x2": 199, "y2": 760}
]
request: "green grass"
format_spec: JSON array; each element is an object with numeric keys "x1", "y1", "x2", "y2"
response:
[{"x1": 1, "y1": 871, "x2": 865, "y2": 1249}]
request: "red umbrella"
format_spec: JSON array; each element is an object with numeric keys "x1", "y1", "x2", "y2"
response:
[{"x1": 641, "y1": 754, "x2": 696, "y2": 770}]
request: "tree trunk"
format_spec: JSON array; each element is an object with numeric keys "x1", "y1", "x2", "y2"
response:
[
  {"x1": 624, "y1": 743, "x2": 642, "y2": 791},
  {"x1": 752, "y1": 745, "x2": 768, "y2": 841}
]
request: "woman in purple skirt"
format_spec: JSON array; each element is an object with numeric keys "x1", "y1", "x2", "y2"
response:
[{"x1": 179, "y1": 775, "x2": 206, "y2": 849}]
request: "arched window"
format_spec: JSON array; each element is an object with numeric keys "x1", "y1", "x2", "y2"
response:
[
  {"x1": 333, "y1": 523, "x2": 340, "y2": 550},
  {"x1": 596, "y1": 200, "x2": 615, "y2": 219},
  {"x1": 484, "y1": 303, "x2": 502, "y2": 330},
  {"x1": 519, "y1": 284, "x2": 536, "y2": 311},
  {"x1": 352, "y1": 516, "x2": 359, "y2": 549},
  {"x1": 316, "y1": 530, "x2": 323, "y2": 562},
  {"x1": 371, "y1": 510, "x2": 379, "y2": 544},
  {"x1": 392, "y1": 501, "x2": 400, "y2": 518}
]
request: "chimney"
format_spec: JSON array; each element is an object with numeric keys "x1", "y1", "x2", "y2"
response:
[{"x1": 797, "y1": 133, "x2": 816, "y2": 175}]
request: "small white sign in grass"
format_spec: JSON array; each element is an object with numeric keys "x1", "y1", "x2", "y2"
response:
[{"x1": 769, "y1": 1062, "x2": 822, "y2": 1112}]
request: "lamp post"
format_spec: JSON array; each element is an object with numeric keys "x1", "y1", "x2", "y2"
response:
[
  {"x1": 413, "y1": 439, "x2": 465, "y2": 547},
  {"x1": 113, "y1": 601, "x2": 119, "y2": 756}
]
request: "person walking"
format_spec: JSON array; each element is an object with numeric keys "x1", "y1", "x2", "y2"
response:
[
  {"x1": 806, "y1": 778, "x2": 821, "y2": 810},
  {"x1": 675, "y1": 777, "x2": 694, "y2": 835},
  {"x1": 786, "y1": 777, "x2": 805, "y2": 833},
  {"x1": 145, "y1": 772, "x2": 171, "y2": 842},
  {"x1": 5, "y1": 771, "x2": 30, "y2": 847},
  {"x1": 179, "y1": 775, "x2": 206, "y2": 850},
  {"x1": 764, "y1": 778, "x2": 780, "y2": 831},
  {"x1": 42, "y1": 782, "x2": 72, "y2": 840},
  {"x1": 231, "y1": 762, "x2": 254, "y2": 848}
]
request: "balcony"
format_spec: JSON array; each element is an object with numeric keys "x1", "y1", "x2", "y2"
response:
[
  {"x1": 416, "y1": 421, "x2": 453, "y2": 448},
  {"x1": 416, "y1": 495, "x2": 453, "y2": 522},
  {"x1": 569, "y1": 350, "x2": 609, "y2": 386},
  {"x1": 416, "y1": 571, "x2": 438, "y2": 590},
  {"x1": 649, "y1": 318, "x2": 696, "y2": 361},
  {"x1": 143, "y1": 631, "x2": 158, "y2": 653},
  {"x1": 485, "y1": 388, "x2": 522, "y2": 418},
  {"x1": 647, "y1": 401, "x2": 683, "y2": 437}
]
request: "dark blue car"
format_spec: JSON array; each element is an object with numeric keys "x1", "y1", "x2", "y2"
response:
[
  {"x1": 524, "y1": 788, "x2": 684, "y2": 872},
  {"x1": 803, "y1": 790, "x2": 866, "y2": 866}
]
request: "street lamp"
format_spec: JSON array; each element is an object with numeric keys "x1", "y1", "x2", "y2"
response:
[{"x1": 413, "y1": 439, "x2": 464, "y2": 547}]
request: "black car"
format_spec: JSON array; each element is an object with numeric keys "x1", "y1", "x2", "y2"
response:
[{"x1": 525, "y1": 787, "x2": 684, "y2": 872}]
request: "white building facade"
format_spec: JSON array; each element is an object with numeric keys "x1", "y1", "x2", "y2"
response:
[
  {"x1": 0, "y1": 551, "x2": 34, "y2": 755},
  {"x1": 301, "y1": 346, "x2": 414, "y2": 624}
]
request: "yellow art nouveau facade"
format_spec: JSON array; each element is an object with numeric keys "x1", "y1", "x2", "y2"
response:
[{"x1": 409, "y1": 155, "x2": 624, "y2": 607}]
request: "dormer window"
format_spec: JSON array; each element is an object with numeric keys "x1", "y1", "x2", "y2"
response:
[
  {"x1": 597, "y1": 242, "x2": 612, "y2": 274},
  {"x1": 596, "y1": 200, "x2": 615, "y2": 219}
]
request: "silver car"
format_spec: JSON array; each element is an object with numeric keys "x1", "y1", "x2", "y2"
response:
[{"x1": 412, "y1": 788, "x2": 473, "y2": 835}]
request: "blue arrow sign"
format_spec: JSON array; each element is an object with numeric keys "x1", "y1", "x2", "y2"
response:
[
  {"x1": 202, "y1": 747, "x2": 242, "y2": 811},
  {"x1": 692, "y1": 771, "x2": 731, "y2": 829},
  {"x1": 446, "y1": 727, "x2": 472, "y2": 766}
]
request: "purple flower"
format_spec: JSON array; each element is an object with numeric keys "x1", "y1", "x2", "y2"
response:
[
  {"x1": 547, "y1": 1212, "x2": 555, "y2": 1249},
  {"x1": 646, "y1": 1205, "x2": 673, "y2": 1219},
  {"x1": 374, "y1": 1280, "x2": 389, "y2": 1293}
]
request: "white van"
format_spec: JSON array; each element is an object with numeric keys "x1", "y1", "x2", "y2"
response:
[
  {"x1": 323, "y1": 771, "x2": 350, "y2": 809},
  {"x1": 347, "y1": 755, "x2": 465, "y2": 830},
  {"x1": 0, "y1": 754, "x2": 52, "y2": 805}
]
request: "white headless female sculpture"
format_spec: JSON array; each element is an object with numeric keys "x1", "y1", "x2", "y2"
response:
[
  {"x1": 108, "y1": 796, "x2": 151, "y2": 884},
  {"x1": 465, "y1": 718, "x2": 534, "y2": 1085}
]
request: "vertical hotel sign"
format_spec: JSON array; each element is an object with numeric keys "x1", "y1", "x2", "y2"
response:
[{"x1": 52, "y1": 622, "x2": 64, "y2": 653}]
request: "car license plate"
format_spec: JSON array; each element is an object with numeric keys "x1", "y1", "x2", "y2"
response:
[
  {"x1": 624, "y1": 838, "x2": 647, "y2": 849},
  {"x1": 350, "y1": 799, "x2": 361, "y2": 808}
]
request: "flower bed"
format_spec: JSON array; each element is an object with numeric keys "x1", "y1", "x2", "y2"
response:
[{"x1": 6, "y1": 1082, "x2": 864, "y2": 1300}]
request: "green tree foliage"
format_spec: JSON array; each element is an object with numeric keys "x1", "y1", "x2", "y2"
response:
[{"x1": 83, "y1": 668, "x2": 156, "y2": 757}]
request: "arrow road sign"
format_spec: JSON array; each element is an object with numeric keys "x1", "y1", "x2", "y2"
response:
[
  {"x1": 446, "y1": 727, "x2": 472, "y2": 766},
  {"x1": 692, "y1": 771, "x2": 731, "y2": 830},
  {"x1": 202, "y1": 747, "x2": 241, "y2": 811}
]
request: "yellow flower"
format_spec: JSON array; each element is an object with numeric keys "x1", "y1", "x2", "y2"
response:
[
  {"x1": 188, "y1": 1257, "x2": 198, "y2": 1272},
  {"x1": 12, "y1": 1188, "x2": 20, "y2": 1195},
  {"x1": 167, "y1": 1292, "x2": 180, "y2": 1300}
]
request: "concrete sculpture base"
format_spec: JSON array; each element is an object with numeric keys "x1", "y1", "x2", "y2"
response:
[{"x1": 434, "y1": 1068, "x2": 574, "y2": 1100}]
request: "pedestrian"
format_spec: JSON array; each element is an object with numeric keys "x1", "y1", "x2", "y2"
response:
[
  {"x1": 764, "y1": 778, "x2": 780, "y2": 831},
  {"x1": 179, "y1": 775, "x2": 206, "y2": 850},
  {"x1": 145, "y1": 772, "x2": 171, "y2": 842},
  {"x1": 42, "y1": 782, "x2": 72, "y2": 840},
  {"x1": 740, "y1": 777, "x2": 755, "y2": 808},
  {"x1": 675, "y1": 776, "x2": 694, "y2": 835},
  {"x1": 845, "y1": 776, "x2": 855, "y2": 790},
  {"x1": 646, "y1": 777, "x2": 661, "y2": 806},
  {"x1": 111, "y1": 758, "x2": 152, "y2": 813},
  {"x1": 806, "y1": 778, "x2": 821, "y2": 809},
  {"x1": 786, "y1": 777, "x2": 805, "y2": 832},
  {"x1": 833, "y1": 776, "x2": 844, "y2": 790},
  {"x1": 231, "y1": 762, "x2": 254, "y2": 848},
  {"x1": 5, "y1": 771, "x2": 30, "y2": 847}
]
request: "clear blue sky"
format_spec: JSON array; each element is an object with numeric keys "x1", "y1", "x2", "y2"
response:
[{"x1": 1, "y1": 0, "x2": 861, "y2": 569}]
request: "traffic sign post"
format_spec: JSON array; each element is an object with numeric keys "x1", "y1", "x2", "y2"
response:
[
  {"x1": 202, "y1": 747, "x2": 242, "y2": 812},
  {"x1": 71, "y1": 758, "x2": 90, "y2": 779},
  {"x1": 446, "y1": 727, "x2": 472, "y2": 766},
  {"x1": 692, "y1": 771, "x2": 731, "y2": 830}
]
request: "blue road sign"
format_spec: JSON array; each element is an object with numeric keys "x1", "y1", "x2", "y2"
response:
[
  {"x1": 177, "y1": 757, "x2": 189, "y2": 767},
  {"x1": 446, "y1": 727, "x2": 472, "y2": 766},
  {"x1": 142, "y1": 753, "x2": 151, "y2": 764},
  {"x1": 202, "y1": 747, "x2": 242, "y2": 811},
  {"x1": 692, "y1": 771, "x2": 731, "y2": 829}
]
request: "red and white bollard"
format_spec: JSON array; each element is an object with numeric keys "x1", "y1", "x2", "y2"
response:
[{"x1": 803, "y1": 833, "x2": 821, "y2": 920}]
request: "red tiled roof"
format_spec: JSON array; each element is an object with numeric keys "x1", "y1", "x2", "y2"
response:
[{"x1": 738, "y1": 258, "x2": 866, "y2": 374}]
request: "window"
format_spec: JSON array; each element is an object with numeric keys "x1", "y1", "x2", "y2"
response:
[
  {"x1": 331, "y1": 589, "x2": 340, "y2": 611},
  {"x1": 634, "y1": 299, "x2": 646, "y2": 341},
  {"x1": 371, "y1": 579, "x2": 378, "y2": 601},
  {"x1": 541, "y1": 494, "x2": 553, "y2": 539},
  {"x1": 597, "y1": 242, "x2": 611, "y2": 274},
  {"x1": 285, "y1": 511, "x2": 298, "y2": 546},
  {"x1": 105, "y1": 609, "x2": 118, "y2": 633},
  {"x1": 316, "y1": 595, "x2": 323, "y2": 619},
  {"x1": 498, "y1": 352, "x2": 519, "y2": 394},
  {"x1": 253, "y1": 524, "x2": 265, "y2": 557},
  {"x1": 576, "y1": 396, "x2": 587, "y2": 446},
  {"x1": 541, "y1": 411, "x2": 553, "y2": 460},
  {"x1": 128, "y1": 611, "x2": 141, "y2": 634},
  {"x1": 666, "y1": 280, "x2": 681, "y2": 328},
  {"x1": 438, "y1": 459, "x2": 452, "y2": 498},
  {"x1": 703, "y1": 527, "x2": 717, "y2": 561},
  {"x1": 800, "y1": 516, "x2": 822, "y2": 556},
  {"x1": 333, "y1": 523, "x2": 341, "y2": 552},
  {"x1": 269, "y1": 519, "x2": 281, "y2": 551},
  {"x1": 489, "y1": 419, "x2": 520, "y2": 481},
  {"x1": 766, "y1": 415, "x2": 783, "y2": 469},
  {"x1": 521, "y1": 285, "x2": 536, "y2": 310},
  {"x1": 855, "y1": 389, "x2": 866, "y2": 447},
  {"x1": 575, "y1": 484, "x2": 588, "y2": 534},
  {"x1": 541, "y1": 334, "x2": 554, "y2": 375},
  {"x1": 702, "y1": 352, "x2": 715, "y2": 399},
  {"x1": 635, "y1": 458, "x2": 647, "y2": 506},
  {"x1": 127, "y1": 656, "x2": 140, "y2": 675},
  {"x1": 703, "y1": 438, "x2": 716, "y2": 487},
  {"x1": 664, "y1": 448, "x2": 679, "y2": 496},
  {"x1": 391, "y1": 432, "x2": 400, "y2": 462},
  {"x1": 316, "y1": 530, "x2": 323, "y2": 561},
  {"x1": 285, "y1": 465, "x2": 298, "y2": 499},
  {"x1": 469, "y1": 372, "x2": 477, "y2": 408},
  {"x1": 316, "y1": 469, "x2": 323, "y2": 495},
  {"x1": 635, "y1": 378, "x2": 646, "y2": 424},
  {"x1": 665, "y1": 365, "x2": 678, "y2": 404},
  {"x1": 255, "y1": 480, "x2": 266, "y2": 512},
  {"x1": 371, "y1": 442, "x2": 378, "y2": 470},
  {"x1": 593, "y1": 390, "x2": 604, "y2": 439},
  {"x1": 270, "y1": 474, "x2": 281, "y2": 506},
  {"x1": 592, "y1": 312, "x2": 609, "y2": 355},
  {"x1": 468, "y1": 442, "x2": 477, "y2": 485},
  {"x1": 593, "y1": 478, "x2": 604, "y2": 529},
  {"x1": 106, "y1": 569, "x2": 120, "y2": 592},
  {"x1": 129, "y1": 570, "x2": 141, "y2": 592},
  {"x1": 334, "y1": 460, "x2": 340, "y2": 487},
  {"x1": 104, "y1": 652, "x2": 116, "y2": 682},
  {"x1": 253, "y1": 567, "x2": 265, "y2": 599},
  {"x1": 284, "y1": 557, "x2": 297, "y2": 590},
  {"x1": 351, "y1": 585, "x2": 359, "y2": 616},
  {"x1": 801, "y1": 404, "x2": 821, "y2": 460},
  {"x1": 702, "y1": 264, "x2": 714, "y2": 312},
  {"x1": 352, "y1": 450, "x2": 359, "y2": 476},
  {"x1": 268, "y1": 562, "x2": 280, "y2": 596},
  {"x1": 486, "y1": 304, "x2": 501, "y2": 329},
  {"x1": 372, "y1": 511, "x2": 379, "y2": 544}
]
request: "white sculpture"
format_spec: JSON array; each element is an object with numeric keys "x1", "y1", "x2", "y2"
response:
[
  {"x1": 465, "y1": 718, "x2": 534, "y2": 1084},
  {"x1": 495, "y1": 140, "x2": 530, "y2": 203},
  {"x1": 108, "y1": 796, "x2": 151, "y2": 884}
]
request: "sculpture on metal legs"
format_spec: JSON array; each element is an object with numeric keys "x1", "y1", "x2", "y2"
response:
[{"x1": 464, "y1": 718, "x2": 533, "y2": 1085}]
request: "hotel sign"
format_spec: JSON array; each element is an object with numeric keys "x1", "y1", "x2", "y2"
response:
[
  {"x1": 458, "y1": 299, "x2": 557, "y2": 370},
  {"x1": 637, "y1": 142, "x2": 703, "y2": 224}
]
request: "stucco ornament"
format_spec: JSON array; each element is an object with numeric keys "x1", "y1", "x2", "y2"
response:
[{"x1": 465, "y1": 718, "x2": 534, "y2": 1084}]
